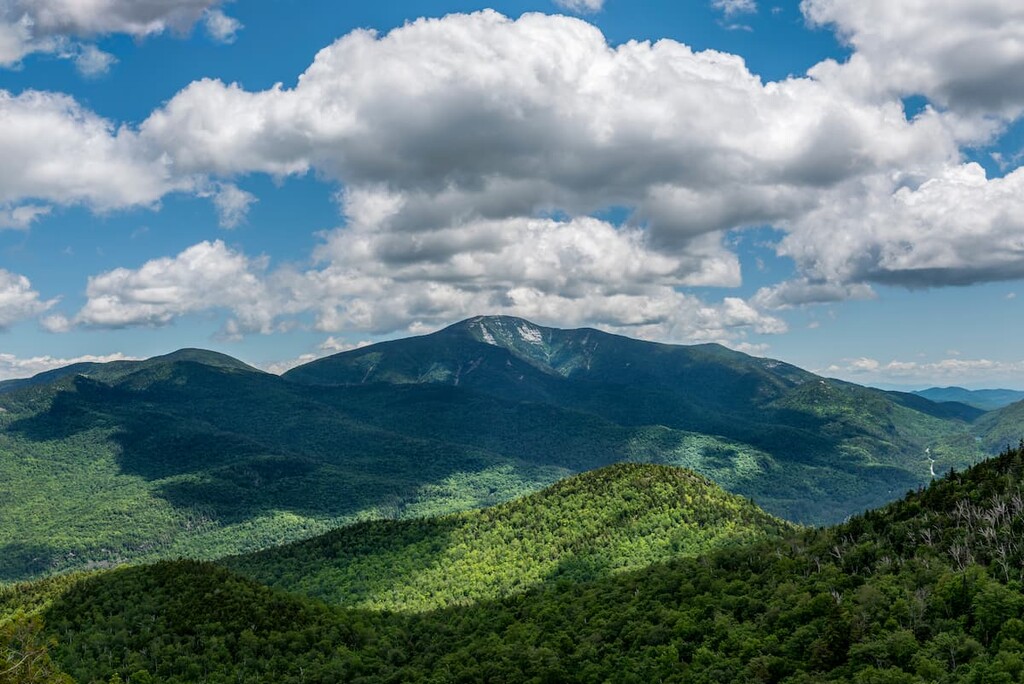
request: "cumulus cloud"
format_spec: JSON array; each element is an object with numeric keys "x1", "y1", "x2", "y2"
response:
[
  {"x1": 261, "y1": 338, "x2": 373, "y2": 375},
  {"x1": 72, "y1": 44, "x2": 117, "y2": 77},
  {"x1": 0, "y1": 352, "x2": 139, "y2": 381},
  {"x1": 713, "y1": 0, "x2": 757, "y2": 17},
  {"x1": 553, "y1": 0, "x2": 604, "y2": 13},
  {"x1": 0, "y1": 270, "x2": 55, "y2": 330},
  {"x1": 780, "y1": 163, "x2": 1024, "y2": 289},
  {"x1": 137, "y1": 10, "x2": 959, "y2": 260},
  {"x1": 0, "y1": 0, "x2": 240, "y2": 69},
  {"x1": 12, "y1": 8, "x2": 1024, "y2": 338},
  {"x1": 72, "y1": 240, "x2": 283, "y2": 334},
  {"x1": 0, "y1": 90, "x2": 188, "y2": 210},
  {"x1": 205, "y1": 183, "x2": 257, "y2": 228},
  {"x1": 55, "y1": 228, "x2": 784, "y2": 346},
  {"x1": 803, "y1": 0, "x2": 1024, "y2": 119},
  {"x1": 203, "y1": 8, "x2": 242, "y2": 43},
  {"x1": 752, "y1": 278, "x2": 876, "y2": 309}
]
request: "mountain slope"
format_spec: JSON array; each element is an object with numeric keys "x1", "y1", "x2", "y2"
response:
[
  {"x1": 31, "y1": 446, "x2": 1024, "y2": 684},
  {"x1": 974, "y1": 399, "x2": 1024, "y2": 452},
  {"x1": 286, "y1": 315, "x2": 987, "y2": 517},
  {"x1": 224, "y1": 463, "x2": 790, "y2": 611},
  {"x1": 0, "y1": 355, "x2": 570, "y2": 583}
]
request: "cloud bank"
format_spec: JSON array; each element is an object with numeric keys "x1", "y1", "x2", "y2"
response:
[{"x1": 4, "y1": 7, "x2": 1024, "y2": 344}]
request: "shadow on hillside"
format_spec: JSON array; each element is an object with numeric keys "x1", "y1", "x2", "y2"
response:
[
  {"x1": 6, "y1": 374, "x2": 499, "y2": 526},
  {"x1": 0, "y1": 541, "x2": 61, "y2": 583}
]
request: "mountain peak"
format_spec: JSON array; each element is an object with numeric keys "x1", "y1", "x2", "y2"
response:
[{"x1": 147, "y1": 348, "x2": 259, "y2": 372}]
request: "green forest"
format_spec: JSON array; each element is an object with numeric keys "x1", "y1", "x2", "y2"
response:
[{"x1": 5, "y1": 446, "x2": 1024, "y2": 683}]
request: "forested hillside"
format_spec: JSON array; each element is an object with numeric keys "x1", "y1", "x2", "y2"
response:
[
  {"x1": 225, "y1": 464, "x2": 789, "y2": 611},
  {"x1": 7, "y1": 446, "x2": 1024, "y2": 683}
]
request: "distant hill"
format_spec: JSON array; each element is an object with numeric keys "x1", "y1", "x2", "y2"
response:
[
  {"x1": 225, "y1": 463, "x2": 790, "y2": 611},
  {"x1": 0, "y1": 349, "x2": 258, "y2": 395},
  {"x1": 0, "y1": 316, "x2": 997, "y2": 582},
  {"x1": 913, "y1": 386, "x2": 1024, "y2": 411}
]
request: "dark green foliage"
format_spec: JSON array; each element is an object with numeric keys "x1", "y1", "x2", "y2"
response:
[
  {"x1": 31, "y1": 446, "x2": 1024, "y2": 683},
  {"x1": 225, "y1": 464, "x2": 790, "y2": 611}
]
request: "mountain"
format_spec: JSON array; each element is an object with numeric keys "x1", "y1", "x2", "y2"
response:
[
  {"x1": 0, "y1": 349, "x2": 257, "y2": 394},
  {"x1": 16, "y1": 445, "x2": 1024, "y2": 683},
  {"x1": 287, "y1": 315, "x2": 989, "y2": 518},
  {"x1": 224, "y1": 463, "x2": 790, "y2": 611},
  {"x1": 913, "y1": 386, "x2": 1024, "y2": 411},
  {"x1": 0, "y1": 316, "x2": 996, "y2": 582}
]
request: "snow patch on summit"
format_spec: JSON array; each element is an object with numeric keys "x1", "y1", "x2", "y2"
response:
[
  {"x1": 517, "y1": 323, "x2": 543, "y2": 345},
  {"x1": 479, "y1": 325, "x2": 498, "y2": 346}
]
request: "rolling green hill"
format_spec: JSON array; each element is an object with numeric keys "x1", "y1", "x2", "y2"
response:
[
  {"x1": 0, "y1": 316, "x2": 995, "y2": 582},
  {"x1": 15, "y1": 446, "x2": 1024, "y2": 684},
  {"x1": 224, "y1": 464, "x2": 790, "y2": 611}
]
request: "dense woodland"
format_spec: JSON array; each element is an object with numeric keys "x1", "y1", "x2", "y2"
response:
[
  {"x1": 4, "y1": 446, "x2": 1024, "y2": 682},
  {"x1": 224, "y1": 464, "x2": 790, "y2": 611}
]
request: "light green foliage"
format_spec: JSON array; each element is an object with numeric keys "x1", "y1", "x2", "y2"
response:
[{"x1": 226, "y1": 464, "x2": 789, "y2": 611}]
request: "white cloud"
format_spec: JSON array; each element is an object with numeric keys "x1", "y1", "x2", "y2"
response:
[
  {"x1": 0, "y1": 0, "x2": 240, "y2": 69},
  {"x1": 261, "y1": 353, "x2": 318, "y2": 376},
  {"x1": 72, "y1": 44, "x2": 117, "y2": 77},
  {"x1": 0, "y1": 90, "x2": 189, "y2": 210},
  {"x1": 780, "y1": 163, "x2": 1024, "y2": 289},
  {"x1": 824, "y1": 356, "x2": 1024, "y2": 387},
  {"x1": 553, "y1": 0, "x2": 604, "y2": 13},
  {"x1": 0, "y1": 204, "x2": 51, "y2": 230},
  {"x1": 713, "y1": 0, "x2": 757, "y2": 17},
  {"x1": 802, "y1": 0, "x2": 1024, "y2": 119},
  {"x1": 0, "y1": 352, "x2": 139, "y2": 381},
  {"x1": 72, "y1": 240, "x2": 282, "y2": 334},
  {"x1": 203, "y1": 8, "x2": 242, "y2": 44},
  {"x1": 137, "y1": 10, "x2": 960, "y2": 257},
  {"x1": 0, "y1": 270, "x2": 55, "y2": 330},
  {"x1": 261, "y1": 338, "x2": 373, "y2": 375},
  {"x1": 752, "y1": 278, "x2": 876, "y2": 309},
  {"x1": 9, "y1": 8, "x2": 1024, "y2": 335},
  {"x1": 207, "y1": 183, "x2": 257, "y2": 228},
  {"x1": 320, "y1": 337, "x2": 373, "y2": 353},
  {"x1": 57, "y1": 227, "x2": 785, "y2": 346}
]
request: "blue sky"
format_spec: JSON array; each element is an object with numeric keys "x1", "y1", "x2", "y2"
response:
[{"x1": 1, "y1": 0, "x2": 1024, "y2": 388}]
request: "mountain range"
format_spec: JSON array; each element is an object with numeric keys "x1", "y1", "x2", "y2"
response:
[
  {"x1": 913, "y1": 387, "x2": 1024, "y2": 411},
  {"x1": 0, "y1": 315, "x2": 1018, "y2": 584}
]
